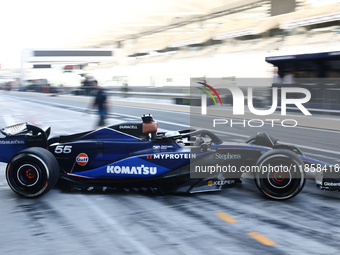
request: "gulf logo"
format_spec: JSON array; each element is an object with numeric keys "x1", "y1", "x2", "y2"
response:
[{"x1": 76, "y1": 153, "x2": 89, "y2": 166}]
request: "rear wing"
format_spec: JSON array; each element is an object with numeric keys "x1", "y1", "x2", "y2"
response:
[
  {"x1": 1, "y1": 122, "x2": 51, "y2": 138},
  {"x1": 1, "y1": 122, "x2": 28, "y2": 136},
  {"x1": 1, "y1": 122, "x2": 51, "y2": 149}
]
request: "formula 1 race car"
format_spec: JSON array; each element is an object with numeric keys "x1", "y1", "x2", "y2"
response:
[{"x1": 0, "y1": 114, "x2": 337, "y2": 200}]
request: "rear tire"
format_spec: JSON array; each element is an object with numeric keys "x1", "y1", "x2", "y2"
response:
[
  {"x1": 6, "y1": 147, "x2": 59, "y2": 198},
  {"x1": 254, "y1": 149, "x2": 305, "y2": 200}
]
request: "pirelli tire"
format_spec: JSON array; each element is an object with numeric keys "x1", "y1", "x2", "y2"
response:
[
  {"x1": 6, "y1": 147, "x2": 59, "y2": 198},
  {"x1": 254, "y1": 149, "x2": 305, "y2": 200}
]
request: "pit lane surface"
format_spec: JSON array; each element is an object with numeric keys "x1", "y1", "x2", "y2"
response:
[{"x1": 1, "y1": 91, "x2": 340, "y2": 255}]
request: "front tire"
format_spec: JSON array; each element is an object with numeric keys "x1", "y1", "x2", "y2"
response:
[
  {"x1": 6, "y1": 147, "x2": 59, "y2": 198},
  {"x1": 254, "y1": 149, "x2": 305, "y2": 200}
]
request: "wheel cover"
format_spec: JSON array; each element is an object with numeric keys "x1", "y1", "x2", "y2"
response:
[
  {"x1": 17, "y1": 164, "x2": 40, "y2": 187},
  {"x1": 257, "y1": 155, "x2": 305, "y2": 200},
  {"x1": 7, "y1": 153, "x2": 50, "y2": 197},
  {"x1": 267, "y1": 169, "x2": 292, "y2": 189}
]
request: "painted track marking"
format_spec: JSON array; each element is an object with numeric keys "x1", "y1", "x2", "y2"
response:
[
  {"x1": 246, "y1": 232, "x2": 277, "y2": 246},
  {"x1": 215, "y1": 212, "x2": 239, "y2": 223}
]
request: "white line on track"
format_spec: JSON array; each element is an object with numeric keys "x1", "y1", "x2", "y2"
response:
[
  {"x1": 6, "y1": 95, "x2": 339, "y2": 156},
  {"x1": 304, "y1": 152, "x2": 340, "y2": 162},
  {"x1": 208, "y1": 128, "x2": 340, "y2": 156},
  {"x1": 282, "y1": 143, "x2": 340, "y2": 156},
  {"x1": 79, "y1": 195, "x2": 155, "y2": 255},
  {"x1": 9, "y1": 94, "x2": 340, "y2": 134},
  {"x1": 116, "y1": 104, "x2": 190, "y2": 115},
  {"x1": 117, "y1": 104, "x2": 340, "y2": 134},
  {"x1": 95, "y1": 111, "x2": 340, "y2": 156},
  {"x1": 152, "y1": 119, "x2": 340, "y2": 156}
]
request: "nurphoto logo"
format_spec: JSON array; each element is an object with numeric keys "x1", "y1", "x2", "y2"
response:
[{"x1": 199, "y1": 82, "x2": 311, "y2": 116}]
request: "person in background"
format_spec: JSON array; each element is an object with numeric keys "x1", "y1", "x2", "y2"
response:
[
  {"x1": 90, "y1": 80, "x2": 108, "y2": 128},
  {"x1": 82, "y1": 75, "x2": 94, "y2": 96}
]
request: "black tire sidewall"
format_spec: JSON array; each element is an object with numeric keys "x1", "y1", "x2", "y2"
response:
[
  {"x1": 6, "y1": 148, "x2": 59, "y2": 198},
  {"x1": 254, "y1": 149, "x2": 305, "y2": 200}
]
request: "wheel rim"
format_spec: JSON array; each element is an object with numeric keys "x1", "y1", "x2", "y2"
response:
[
  {"x1": 17, "y1": 164, "x2": 40, "y2": 187},
  {"x1": 267, "y1": 170, "x2": 292, "y2": 189},
  {"x1": 6, "y1": 149, "x2": 58, "y2": 198},
  {"x1": 7, "y1": 154, "x2": 49, "y2": 197},
  {"x1": 257, "y1": 156, "x2": 304, "y2": 199}
]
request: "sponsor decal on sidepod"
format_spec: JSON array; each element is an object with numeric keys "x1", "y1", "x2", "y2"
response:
[
  {"x1": 215, "y1": 152, "x2": 241, "y2": 160},
  {"x1": 107, "y1": 165, "x2": 157, "y2": 175},
  {"x1": 119, "y1": 125, "x2": 138, "y2": 129},
  {"x1": 148, "y1": 153, "x2": 196, "y2": 159},
  {"x1": 208, "y1": 180, "x2": 235, "y2": 186},
  {"x1": 324, "y1": 182, "x2": 340, "y2": 186},
  {"x1": 152, "y1": 145, "x2": 174, "y2": 150},
  {"x1": 76, "y1": 153, "x2": 89, "y2": 166}
]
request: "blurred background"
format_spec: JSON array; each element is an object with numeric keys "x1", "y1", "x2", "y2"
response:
[
  {"x1": 1, "y1": 0, "x2": 340, "y2": 110},
  {"x1": 2, "y1": 0, "x2": 340, "y2": 113},
  {"x1": 2, "y1": 1, "x2": 340, "y2": 254}
]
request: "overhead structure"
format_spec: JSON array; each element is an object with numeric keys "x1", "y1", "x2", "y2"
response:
[
  {"x1": 20, "y1": 48, "x2": 122, "y2": 85},
  {"x1": 280, "y1": 2, "x2": 340, "y2": 29},
  {"x1": 69, "y1": 0, "x2": 271, "y2": 49}
]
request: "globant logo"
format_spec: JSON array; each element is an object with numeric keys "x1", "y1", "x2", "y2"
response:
[{"x1": 324, "y1": 182, "x2": 340, "y2": 186}]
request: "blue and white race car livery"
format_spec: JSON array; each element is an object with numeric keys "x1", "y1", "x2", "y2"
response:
[{"x1": 0, "y1": 114, "x2": 337, "y2": 200}]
